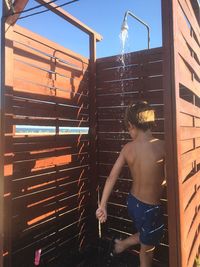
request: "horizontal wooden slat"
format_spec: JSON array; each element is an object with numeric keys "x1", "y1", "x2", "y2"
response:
[
  {"x1": 186, "y1": 210, "x2": 200, "y2": 257},
  {"x1": 97, "y1": 47, "x2": 163, "y2": 69},
  {"x1": 187, "y1": 221, "x2": 200, "y2": 267},
  {"x1": 12, "y1": 179, "x2": 89, "y2": 214},
  {"x1": 13, "y1": 77, "x2": 88, "y2": 101},
  {"x1": 97, "y1": 90, "x2": 163, "y2": 107},
  {"x1": 97, "y1": 64, "x2": 141, "y2": 81},
  {"x1": 8, "y1": 116, "x2": 88, "y2": 127},
  {"x1": 109, "y1": 191, "x2": 129, "y2": 206},
  {"x1": 12, "y1": 163, "x2": 88, "y2": 187},
  {"x1": 181, "y1": 147, "x2": 200, "y2": 167},
  {"x1": 14, "y1": 59, "x2": 89, "y2": 96},
  {"x1": 107, "y1": 202, "x2": 130, "y2": 219},
  {"x1": 107, "y1": 215, "x2": 135, "y2": 235},
  {"x1": 98, "y1": 151, "x2": 119, "y2": 164},
  {"x1": 13, "y1": 152, "x2": 89, "y2": 173},
  {"x1": 14, "y1": 205, "x2": 89, "y2": 244},
  {"x1": 98, "y1": 139, "x2": 127, "y2": 152},
  {"x1": 98, "y1": 132, "x2": 164, "y2": 141},
  {"x1": 13, "y1": 146, "x2": 89, "y2": 164},
  {"x1": 177, "y1": 42, "x2": 200, "y2": 86},
  {"x1": 180, "y1": 126, "x2": 200, "y2": 140},
  {"x1": 14, "y1": 24, "x2": 89, "y2": 65},
  {"x1": 177, "y1": 3, "x2": 200, "y2": 63},
  {"x1": 12, "y1": 214, "x2": 89, "y2": 263},
  {"x1": 97, "y1": 61, "x2": 163, "y2": 82},
  {"x1": 14, "y1": 40, "x2": 89, "y2": 75},
  {"x1": 181, "y1": 161, "x2": 195, "y2": 181},
  {"x1": 13, "y1": 189, "x2": 89, "y2": 230},
  {"x1": 97, "y1": 76, "x2": 163, "y2": 94},
  {"x1": 180, "y1": 139, "x2": 194, "y2": 154},
  {"x1": 13, "y1": 134, "x2": 88, "y2": 144},
  {"x1": 178, "y1": 56, "x2": 200, "y2": 98},
  {"x1": 13, "y1": 98, "x2": 88, "y2": 120},
  {"x1": 26, "y1": 192, "x2": 89, "y2": 225},
  {"x1": 98, "y1": 119, "x2": 164, "y2": 132},
  {"x1": 98, "y1": 104, "x2": 164, "y2": 120},
  {"x1": 179, "y1": 98, "x2": 200, "y2": 118},
  {"x1": 13, "y1": 142, "x2": 88, "y2": 156},
  {"x1": 182, "y1": 171, "x2": 200, "y2": 211},
  {"x1": 178, "y1": 0, "x2": 200, "y2": 44}
]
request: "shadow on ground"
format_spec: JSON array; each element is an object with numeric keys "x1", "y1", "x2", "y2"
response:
[{"x1": 47, "y1": 239, "x2": 140, "y2": 267}]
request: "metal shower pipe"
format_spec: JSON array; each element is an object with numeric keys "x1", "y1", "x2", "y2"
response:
[{"x1": 122, "y1": 10, "x2": 150, "y2": 49}]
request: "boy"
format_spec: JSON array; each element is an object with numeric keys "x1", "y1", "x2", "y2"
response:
[{"x1": 96, "y1": 101, "x2": 165, "y2": 267}]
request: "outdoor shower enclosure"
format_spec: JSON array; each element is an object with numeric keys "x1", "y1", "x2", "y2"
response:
[{"x1": 1, "y1": 0, "x2": 199, "y2": 267}]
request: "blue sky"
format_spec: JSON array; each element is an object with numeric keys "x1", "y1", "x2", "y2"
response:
[{"x1": 16, "y1": 0, "x2": 162, "y2": 58}]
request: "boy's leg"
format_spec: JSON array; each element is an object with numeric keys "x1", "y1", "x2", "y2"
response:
[
  {"x1": 114, "y1": 232, "x2": 140, "y2": 254},
  {"x1": 139, "y1": 243, "x2": 155, "y2": 267}
]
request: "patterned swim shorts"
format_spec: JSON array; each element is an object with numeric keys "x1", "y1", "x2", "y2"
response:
[{"x1": 127, "y1": 193, "x2": 164, "y2": 246}]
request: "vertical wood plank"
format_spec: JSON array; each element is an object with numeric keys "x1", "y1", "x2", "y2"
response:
[
  {"x1": 4, "y1": 25, "x2": 14, "y2": 267},
  {"x1": 5, "y1": 0, "x2": 29, "y2": 27},
  {"x1": 3, "y1": 2, "x2": 28, "y2": 266},
  {"x1": 1, "y1": 8, "x2": 15, "y2": 266},
  {"x1": 161, "y1": 0, "x2": 183, "y2": 266},
  {"x1": 88, "y1": 34, "x2": 99, "y2": 243},
  {"x1": 0, "y1": 3, "x2": 5, "y2": 266}
]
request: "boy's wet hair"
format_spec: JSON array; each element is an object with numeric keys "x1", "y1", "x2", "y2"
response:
[{"x1": 124, "y1": 101, "x2": 156, "y2": 131}]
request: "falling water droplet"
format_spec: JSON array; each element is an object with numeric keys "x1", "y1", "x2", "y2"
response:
[{"x1": 119, "y1": 22, "x2": 129, "y2": 68}]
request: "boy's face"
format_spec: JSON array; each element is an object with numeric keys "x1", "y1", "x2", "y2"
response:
[{"x1": 127, "y1": 122, "x2": 138, "y2": 140}]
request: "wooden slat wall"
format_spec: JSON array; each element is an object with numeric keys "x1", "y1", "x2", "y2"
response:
[
  {"x1": 4, "y1": 24, "x2": 91, "y2": 266},
  {"x1": 96, "y1": 48, "x2": 169, "y2": 266},
  {"x1": 176, "y1": 1, "x2": 200, "y2": 266},
  {"x1": 162, "y1": 0, "x2": 200, "y2": 266}
]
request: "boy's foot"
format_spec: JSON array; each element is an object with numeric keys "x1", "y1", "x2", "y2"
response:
[
  {"x1": 113, "y1": 239, "x2": 126, "y2": 254},
  {"x1": 109, "y1": 238, "x2": 122, "y2": 257},
  {"x1": 110, "y1": 233, "x2": 140, "y2": 257}
]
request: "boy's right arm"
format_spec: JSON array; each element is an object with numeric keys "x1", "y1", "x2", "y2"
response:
[{"x1": 96, "y1": 146, "x2": 126, "y2": 223}]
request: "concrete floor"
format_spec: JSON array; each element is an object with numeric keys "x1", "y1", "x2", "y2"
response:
[{"x1": 47, "y1": 239, "x2": 140, "y2": 267}]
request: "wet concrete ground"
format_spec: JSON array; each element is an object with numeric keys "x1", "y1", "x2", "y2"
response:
[{"x1": 48, "y1": 239, "x2": 140, "y2": 267}]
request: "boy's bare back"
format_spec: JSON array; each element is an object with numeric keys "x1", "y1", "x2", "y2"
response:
[{"x1": 123, "y1": 138, "x2": 165, "y2": 205}]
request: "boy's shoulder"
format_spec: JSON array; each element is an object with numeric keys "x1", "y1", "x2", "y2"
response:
[
  {"x1": 121, "y1": 141, "x2": 135, "y2": 154},
  {"x1": 120, "y1": 142, "x2": 135, "y2": 161}
]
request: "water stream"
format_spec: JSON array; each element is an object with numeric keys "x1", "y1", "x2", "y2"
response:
[
  {"x1": 119, "y1": 23, "x2": 129, "y2": 68},
  {"x1": 118, "y1": 21, "x2": 130, "y2": 109}
]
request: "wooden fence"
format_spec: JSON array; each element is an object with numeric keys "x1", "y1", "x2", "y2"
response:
[
  {"x1": 4, "y1": 24, "x2": 92, "y2": 266},
  {"x1": 96, "y1": 47, "x2": 169, "y2": 266},
  {"x1": 1, "y1": 0, "x2": 199, "y2": 266},
  {"x1": 162, "y1": 0, "x2": 200, "y2": 266}
]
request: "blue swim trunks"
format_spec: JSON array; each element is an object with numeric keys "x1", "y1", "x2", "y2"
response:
[{"x1": 127, "y1": 193, "x2": 164, "y2": 246}]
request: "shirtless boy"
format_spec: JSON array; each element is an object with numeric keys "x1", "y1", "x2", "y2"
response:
[{"x1": 96, "y1": 101, "x2": 165, "y2": 267}]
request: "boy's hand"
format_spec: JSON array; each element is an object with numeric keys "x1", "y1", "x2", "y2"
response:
[{"x1": 96, "y1": 206, "x2": 107, "y2": 223}]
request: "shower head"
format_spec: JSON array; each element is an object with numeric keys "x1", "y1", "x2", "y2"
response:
[
  {"x1": 121, "y1": 19, "x2": 129, "y2": 31},
  {"x1": 122, "y1": 10, "x2": 150, "y2": 49}
]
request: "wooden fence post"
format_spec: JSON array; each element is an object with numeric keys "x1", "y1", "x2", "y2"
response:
[
  {"x1": 88, "y1": 33, "x2": 99, "y2": 243},
  {"x1": 0, "y1": 2, "x2": 5, "y2": 266}
]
